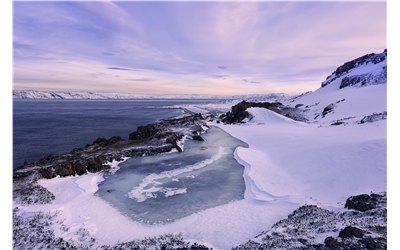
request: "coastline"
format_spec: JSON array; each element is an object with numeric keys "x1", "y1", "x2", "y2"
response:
[{"x1": 12, "y1": 103, "x2": 387, "y2": 249}]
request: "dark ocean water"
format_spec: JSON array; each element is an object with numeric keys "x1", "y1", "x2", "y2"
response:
[{"x1": 12, "y1": 99, "x2": 219, "y2": 169}]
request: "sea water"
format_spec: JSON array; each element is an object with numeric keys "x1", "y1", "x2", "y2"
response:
[
  {"x1": 13, "y1": 99, "x2": 216, "y2": 168},
  {"x1": 96, "y1": 126, "x2": 248, "y2": 224}
]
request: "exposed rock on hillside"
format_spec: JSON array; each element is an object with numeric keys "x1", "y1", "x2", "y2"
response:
[
  {"x1": 321, "y1": 49, "x2": 387, "y2": 89},
  {"x1": 233, "y1": 192, "x2": 387, "y2": 250},
  {"x1": 219, "y1": 100, "x2": 308, "y2": 124},
  {"x1": 339, "y1": 67, "x2": 387, "y2": 89},
  {"x1": 358, "y1": 112, "x2": 387, "y2": 124}
]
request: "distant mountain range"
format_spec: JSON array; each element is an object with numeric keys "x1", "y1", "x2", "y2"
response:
[{"x1": 12, "y1": 89, "x2": 290, "y2": 103}]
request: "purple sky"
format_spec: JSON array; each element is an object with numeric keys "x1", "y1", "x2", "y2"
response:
[{"x1": 12, "y1": 1, "x2": 387, "y2": 95}]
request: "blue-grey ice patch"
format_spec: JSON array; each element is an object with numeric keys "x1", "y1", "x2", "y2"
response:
[
  {"x1": 95, "y1": 126, "x2": 248, "y2": 224},
  {"x1": 127, "y1": 146, "x2": 228, "y2": 202}
]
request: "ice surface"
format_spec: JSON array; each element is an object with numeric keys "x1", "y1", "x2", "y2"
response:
[{"x1": 95, "y1": 126, "x2": 248, "y2": 224}]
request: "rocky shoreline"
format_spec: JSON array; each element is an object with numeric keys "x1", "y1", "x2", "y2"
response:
[
  {"x1": 13, "y1": 100, "x2": 303, "y2": 182},
  {"x1": 13, "y1": 113, "x2": 211, "y2": 204}
]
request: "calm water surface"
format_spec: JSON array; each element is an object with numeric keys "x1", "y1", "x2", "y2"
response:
[{"x1": 13, "y1": 99, "x2": 218, "y2": 168}]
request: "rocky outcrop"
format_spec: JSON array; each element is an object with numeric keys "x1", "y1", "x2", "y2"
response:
[
  {"x1": 338, "y1": 226, "x2": 365, "y2": 239},
  {"x1": 322, "y1": 103, "x2": 336, "y2": 117},
  {"x1": 219, "y1": 100, "x2": 308, "y2": 124},
  {"x1": 232, "y1": 192, "x2": 387, "y2": 250},
  {"x1": 345, "y1": 193, "x2": 383, "y2": 212},
  {"x1": 358, "y1": 111, "x2": 387, "y2": 124},
  {"x1": 13, "y1": 113, "x2": 209, "y2": 204},
  {"x1": 14, "y1": 113, "x2": 208, "y2": 179},
  {"x1": 129, "y1": 124, "x2": 159, "y2": 140},
  {"x1": 321, "y1": 49, "x2": 387, "y2": 88},
  {"x1": 339, "y1": 65, "x2": 387, "y2": 89}
]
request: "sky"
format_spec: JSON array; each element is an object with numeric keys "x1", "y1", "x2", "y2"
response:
[{"x1": 11, "y1": 0, "x2": 387, "y2": 96}]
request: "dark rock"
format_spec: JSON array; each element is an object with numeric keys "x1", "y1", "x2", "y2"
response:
[
  {"x1": 74, "y1": 159, "x2": 88, "y2": 175},
  {"x1": 192, "y1": 135, "x2": 205, "y2": 141},
  {"x1": 85, "y1": 157, "x2": 108, "y2": 173},
  {"x1": 321, "y1": 49, "x2": 387, "y2": 88},
  {"x1": 339, "y1": 69, "x2": 386, "y2": 89},
  {"x1": 359, "y1": 112, "x2": 387, "y2": 124},
  {"x1": 297, "y1": 238, "x2": 308, "y2": 244},
  {"x1": 175, "y1": 145, "x2": 183, "y2": 152},
  {"x1": 129, "y1": 124, "x2": 159, "y2": 140},
  {"x1": 13, "y1": 170, "x2": 34, "y2": 179},
  {"x1": 221, "y1": 100, "x2": 284, "y2": 124},
  {"x1": 37, "y1": 154, "x2": 59, "y2": 166},
  {"x1": 322, "y1": 104, "x2": 336, "y2": 117},
  {"x1": 295, "y1": 104, "x2": 304, "y2": 108},
  {"x1": 345, "y1": 194, "x2": 378, "y2": 212},
  {"x1": 93, "y1": 137, "x2": 107, "y2": 145},
  {"x1": 70, "y1": 147, "x2": 82, "y2": 154},
  {"x1": 324, "y1": 236, "x2": 343, "y2": 249},
  {"x1": 360, "y1": 237, "x2": 387, "y2": 250},
  {"x1": 39, "y1": 167, "x2": 57, "y2": 179},
  {"x1": 54, "y1": 161, "x2": 74, "y2": 177},
  {"x1": 339, "y1": 226, "x2": 365, "y2": 239},
  {"x1": 106, "y1": 136, "x2": 124, "y2": 145}
]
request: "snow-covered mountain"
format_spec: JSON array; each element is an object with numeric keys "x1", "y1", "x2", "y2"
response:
[
  {"x1": 283, "y1": 49, "x2": 387, "y2": 125},
  {"x1": 321, "y1": 49, "x2": 387, "y2": 89},
  {"x1": 12, "y1": 89, "x2": 291, "y2": 103}
]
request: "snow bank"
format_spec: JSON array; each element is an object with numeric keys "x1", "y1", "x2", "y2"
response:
[{"x1": 213, "y1": 107, "x2": 386, "y2": 206}]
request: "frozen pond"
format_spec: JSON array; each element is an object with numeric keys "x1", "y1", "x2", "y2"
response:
[{"x1": 96, "y1": 126, "x2": 248, "y2": 224}]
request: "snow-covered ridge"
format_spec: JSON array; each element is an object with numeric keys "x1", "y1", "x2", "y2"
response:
[
  {"x1": 321, "y1": 49, "x2": 387, "y2": 89},
  {"x1": 12, "y1": 89, "x2": 291, "y2": 102},
  {"x1": 282, "y1": 49, "x2": 387, "y2": 125}
]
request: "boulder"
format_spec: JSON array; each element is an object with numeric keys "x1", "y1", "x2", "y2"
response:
[
  {"x1": 129, "y1": 124, "x2": 159, "y2": 140},
  {"x1": 192, "y1": 135, "x2": 205, "y2": 141},
  {"x1": 338, "y1": 226, "x2": 365, "y2": 239},
  {"x1": 345, "y1": 194, "x2": 379, "y2": 212}
]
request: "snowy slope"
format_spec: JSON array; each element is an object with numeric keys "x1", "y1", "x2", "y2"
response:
[{"x1": 284, "y1": 49, "x2": 387, "y2": 125}]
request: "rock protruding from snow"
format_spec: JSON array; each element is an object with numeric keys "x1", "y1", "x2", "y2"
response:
[
  {"x1": 233, "y1": 192, "x2": 387, "y2": 250},
  {"x1": 321, "y1": 49, "x2": 387, "y2": 89},
  {"x1": 219, "y1": 100, "x2": 308, "y2": 124},
  {"x1": 344, "y1": 193, "x2": 382, "y2": 212}
]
